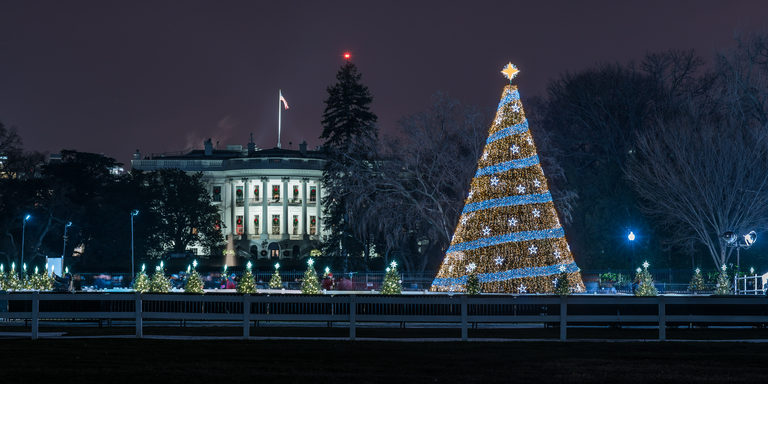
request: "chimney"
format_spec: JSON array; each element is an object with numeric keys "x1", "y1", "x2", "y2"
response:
[
  {"x1": 248, "y1": 133, "x2": 256, "y2": 154},
  {"x1": 133, "y1": 149, "x2": 141, "y2": 160},
  {"x1": 204, "y1": 139, "x2": 213, "y2": 156},
  {"x1": 299, "y1": 141, "x2": 307, "y2": 156}
]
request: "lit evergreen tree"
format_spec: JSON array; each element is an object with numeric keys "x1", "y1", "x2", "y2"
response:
[
  {"x1": 432, "y1": 63, "x2": 584, "y2": 293},
  {"x1": 148, "y1": 265, "x2": 170, "y2": 293},
  {"x1": 133, "y1": 265, "x2": 150, "y2": 292},
  {"x1": 185, "y1": 262, "x2": 204, "y2": 294},
  {"x1": 714, "y1": 264, "x2": 732, "y2": 295},
  {"x1": 238, "y1": 262, "x2": 256, "y2": 294},
  {"x1": 319, "y1": 61, "x2": 378, "y2": 269},
  {"x1": 1, "y1": 264, "x2": 22, "y2": 291},
  {"x1": 688, "y1": 268, "x2": 706, "y2": 292},
  {"x1": 553, "y1": 270, "x2": 571, "y2": 295},
  {"x1": 635, "y1": 261, "x2": 658, "y2": 296},
  {"x1": 380, "y1": 261, "x2": 402, "y2": 295},
  {"x1": 269, "y1": 263, "x2": 283, "y2": 289},
  {"x1": 301, "y1": 259, "x2": 321, "y2": 294},
  {"x1": 466, "y1": 269, "x2": 481, "y2": 295},
  {"x1": 30, "y1": 267, "x2": 53, "y2": 291}
]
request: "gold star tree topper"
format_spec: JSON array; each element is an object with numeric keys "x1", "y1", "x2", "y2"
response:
[{"x1": 501, "y1": 62, "x2": 520, "y2": 82}]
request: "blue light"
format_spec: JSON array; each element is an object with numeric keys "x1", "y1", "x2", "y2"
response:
[
  {"x1": 447, "y1": 227, "x2": 566, "y2": 253},
  {"x1": 628, "y1": 231, "x2": 635, "y2": 241},
  {"x1": 486, "y1": 119, "x2": 529, "y2": 144},
  {"x1": 497, "y1": 89, "x2": 521, "y2": 110},
  {"x1": 463, "y1": 191, "x2": 552, "y2": 213},
  {"x1": 432, "y1": 262, "x2": 580, "y2": 287},
  {"x1": 475, "y1": 155, "x2": 539, "y2": 177}
]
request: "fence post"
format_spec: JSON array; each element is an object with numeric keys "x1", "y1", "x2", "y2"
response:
[
  {"x1": 349, "y1": 294, "x2": 356, "y2": 341},
  {"x1": 135, "y1": 291, "x2": 143, "y2": 338},
  {"x1": 243, "y1": 294, "x2": 251, "y2": 340},
  {"x1": 31, "y1": 291, "x2": 39, "y2": 341},
  {"x1": 560, "y1": 295, "x2": 567, "y2": 341},
  {"x1": 659, "y1": 296, "x2": 666, "y2": 341},
  {"x1": 461, "y1": 295, "x2": 468, "y2": 341}
]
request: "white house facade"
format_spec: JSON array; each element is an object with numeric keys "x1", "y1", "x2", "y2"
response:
[{"x1": 131, "y1": 139, "x2": 329, "y2": 261}]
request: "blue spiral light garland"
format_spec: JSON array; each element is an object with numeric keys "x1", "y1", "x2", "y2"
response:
[
  {"x1": 432, "y1": 262, "x2": 580, "y2": 287},
  {"x1": 462, "y1": 191, "x2": 552, "y2": 214},
  {"x1": 447, "y1": 227, "x2": 566, "y2": 253},
  {"x1": 487, "y1": 119, "x2": 529, "y2": 144},
  {"x1": 497, "y1": 89, "x2": 521, "y2": 110},
  {"x1": 475, "y1": 155, "x2": 540, "y2": 177}
]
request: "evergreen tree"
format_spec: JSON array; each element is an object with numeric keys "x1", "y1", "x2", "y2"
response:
[
  {"x1": 380, "y1": 261, "x2": 402, "y2": 295},
  {"x1": 688, "y1": 268, "x2": 706, "y2": 292},
  {"x1": 466, "y1": 269, "x2": 481, "y2": 295},
  {"x1": 185, "y1": 263, "x2": 204, "y2": 294},
  {"x1": 133, "y1": 266, "x2": 150, "y2": 292},
  {"x1": 319, "y1": 62, "x2": 378, "y2": 270},
  {"x1": 301, "y1": 259, "x2": 321, "y2": 294},
  {"x1": 714, "y1": 265, "x2": 732, "y2": 295},
  {"x1": 0, "y1": 264, "x2": 22, "y2": 291},
  {"x1": 238, "y1": 262, "x2": 256, "y2": 294},
  {"x1": 432, "y1": 64, "x2": 584, "y2": 293},
  {"x1": 148, "y1": 266, "x2": 170, "y2": 293},
  {"x1": 30, "y1": 267, "x2": 53, "y2": 291},
  {"x1": 269, "y1": 263, "x2": 283, "y2": 289},
  {"x1": 553, "y1": 270, "x2": 571, "y2": 295},
  {"x1": 635, "y1": 261, "x2": 658, "y2": 296}
]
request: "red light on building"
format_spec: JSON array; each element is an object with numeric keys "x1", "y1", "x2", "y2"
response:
[{"x1": 344, "y1": 53, "x2": 351, "y2": 59}]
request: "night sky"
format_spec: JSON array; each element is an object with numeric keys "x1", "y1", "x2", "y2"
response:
[{"x1": 2, "y1": 1, "x2": 767, "y2": 167}]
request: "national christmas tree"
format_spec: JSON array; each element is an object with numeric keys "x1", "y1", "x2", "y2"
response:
[
  {"x1": 714, "y1": 265, "x2": 732, "y2": 295},
  {"x1": 380, "y1": 261, "x2": 402, "y2": 295},
  {"x1": 269, "y1": 263, "x2": 283, "y2": 289},
  {"x1": 431, "y1": 63, "x2": 583, "y2": 294},
  {"x1": 688, "y1": 268, "x2": 706, "y2": 292},
  {"x1": 238, "y1": 262, "x2": 257, "y2": 294},
  {"x1": 301, "y1": 259, "x2": 321, "y2": 294},
  {"x1": 185, "y1": 262, "x2": 205, "y2": 294},
  {"x1": 635, "y1": 261, "x2": 658, "y2": 296}
]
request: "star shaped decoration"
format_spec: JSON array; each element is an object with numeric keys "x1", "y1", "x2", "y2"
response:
[
  {"x1": 192, "y1": 260, "x2": 198, "y2": 268},
  {"x1": 567, "y1": 245, "x2": 571, "y2": 251},
  {"x1": 511, "y1": 104, "x2": 520, "y2": 113},
  {"x1": 636, "y1": 267, "x2": 642, "y2": 273},
  {"x1": 501, "y1": 62, "x2": 520, "y2": 81},
  {"x1": 643, "y1": 261, "x2": 650, "y2": 269},
  {"x1": 695, "y1": 268, "x2": 701, "y2": 274},
  {"x1": 554, "y1": 250, "x2": 562, "y2": 259},
  {"x1": 390, "y1": 261, "x2": 398, "y2": 269},
  {"x1": 510, "y1": 145, "x2": 520, "y2": 154},
  {"x1": 466, "y1": 263, "x2": 477, "y2": 273},
  {"x1": 448, "y1": 265, "x2": 454, "y2": 272},
  {"x1": 721, "y1": 264, "x2": 727, "y2": 272},
  {"x1": 247, "y1": 261, "x2": 253, "y2": 269},
  {"x1": 553, "y1": 278, "x2": 559, "y2": 287},
  {"x1": 516, "y1": 185, "x2": 526, "y2": 194},
  {"x1": 533, "y1": 179, "x2": 541, "y2": 187},
  {"x1": 460, "y1": 215, "x2": 469, "y2": 226},
  {"x1": 490, "y1": 177, "x2": 499, "y2": 186},
  {"x1": 482, "y1": 151, "x2": 489, "y2": 160},
  {"x1": 494, "y1": 256, "x2": 504, "y2": 265},
  {"x1": 508, "y1": 217, "x2": 518, "y2": 227},
  {"x1": 558, "y1": 265, "x2": 566, "y2": 272},
  {"x1": 528, "y1": 244, "x2": 538, "y2": 254},
  {"x1": 526, "y1": 136, "x2": 533, "y2": 145},
  {"x1": 518, "y1": 285, "x2": 527, "y2": 294},
  {"x1": 494, "y1": 115, "x2": 503, "y2": 126},
  {"x1": 306, "y1": 258, "x2": 313, "y2": 266},
  {"x1": 467, "y1": 190, "x2": 474, "y2": 199},
  {"x1": 482, "y1": 226, "x2": 491, "y2": 236},
  {"x1": 532, "y1": 208, "x2": 541, "y2": 217}
]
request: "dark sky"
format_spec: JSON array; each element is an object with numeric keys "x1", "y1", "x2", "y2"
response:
[{"x1": 2, "y1": 1, "x2": 767, "y2": 167}]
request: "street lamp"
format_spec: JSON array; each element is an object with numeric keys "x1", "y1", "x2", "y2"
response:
[
  {"x1": 628, "y1": 231, "x2": 636, "y2": 271},
  {"x1": 722, "y1": 230, "x2": 757, "y2": 294},
  {"x1": 62, "y1": 221, "x2": 72, "y2": 272},
  {"x1": 131, "y1": 210, "x2": 139, "y2": 276},
  {"x1": 21, "y1": 215, "x2": 30, "y2": 281}
]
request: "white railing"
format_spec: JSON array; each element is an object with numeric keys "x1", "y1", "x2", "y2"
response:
[
  {"x1": 3, "y1": 293, "x2": 768, "y2": 342},
  {"x1": 132, "y1": 160, "x2": 224, "y2": 168}
]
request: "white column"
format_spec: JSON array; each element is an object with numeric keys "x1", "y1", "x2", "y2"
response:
[
  {"x1": 282, "y1": 177, "x2": 289, "y2": 239},
  {"x1": 261, "y1": 177, "x2": 269, "y2": 240},
  {"x1": 243, "y1": 178, "x2": 249, "y2": 237},
  {"x1": 315, "y1": 182, "x2": 322, "y2": 236},
  {"x1": 301, "y1": 178, "x2": 308, "y2": 238},
  {"x1": 229, "y1": 179, "x2": 236, "y2": 239}
]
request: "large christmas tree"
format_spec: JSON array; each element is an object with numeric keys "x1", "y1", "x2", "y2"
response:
[{"x1": 432, "y1": 63, "x2": 583, "y2": 294}]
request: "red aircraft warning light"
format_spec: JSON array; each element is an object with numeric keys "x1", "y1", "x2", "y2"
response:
[{"x1": 344, "y1": 53, "x2": 351, "y2": 59}]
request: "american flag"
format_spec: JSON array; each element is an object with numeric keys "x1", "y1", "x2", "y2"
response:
[{"x1": 279, "y1": 91, "x2": 289, "y2": 109}]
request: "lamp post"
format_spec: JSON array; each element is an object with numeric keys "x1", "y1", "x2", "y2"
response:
[
  {"x1": 62, "y1": 221, "x2": 72, "y2": 272},
  {"x1": 21, "y1": 215, "x2": 30, "y2": 281},
  {"x1": 131, "y1": 210, "x2": 139, "y2": 276},
  {"x1": 628, "y1": 231, "x2": 636, "y2": 271},
  {"x1": 722, "y1": 230, "x2": 756, "y2": 294}
]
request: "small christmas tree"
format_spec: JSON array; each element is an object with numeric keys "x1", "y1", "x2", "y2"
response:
[
  {"x1": 185, "y1": 261, "x2": 204, "y2": 294},
  {"x1": 553, "y1": 270, "x2": 570, "y2": 295},
  {"x1": 323, "y1": 267, "x2": 332, "y2": 279},
  {"x1": 380, "y1": 261, "x2": 402, "y2": 295},
  {"x1": 269, "y1": 263, "x2": 283, "y2": 289},
  {"x1": 238, "y1": 262, "x2": 257, "y2": 294},
  {"x1": 30, "y1": 267, "x2": 53, "y2": 291},
  {"x1": 635, "y1": 261, "x2": 658, "y2": 296},
  {"x1": 1, "y1": 264, "x2": 22, "y2": 291},
  {"x1": 301, "y1": 259, "x2": 321, "y2": 294},
  {"x1": 466, "y1": 269, "x2": 481, "y2": 295},
  {"x1": 688, "y1": 268, "x2": 706, "y2": 292},
  {"x1": 148, "y1": 265, "x2": 171, "y2": 293},
  {"x1": 133, "y1": 265, "x2": 150, "y2": 292},
  {"x1": 714, "y1": 264, "x2": 732, "y2": 295}
]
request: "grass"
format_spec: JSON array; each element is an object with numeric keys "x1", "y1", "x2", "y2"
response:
[{"x1": 2, "y1": 322, "x2": 768, "y2": 383}]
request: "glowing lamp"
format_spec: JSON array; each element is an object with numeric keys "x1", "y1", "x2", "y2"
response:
[
  {"x1": 344, "y1": 53, "x2": 351, "y2": 59},
  {"x1": 628, "y1": 231, "x2": 635, "y2": 242}
]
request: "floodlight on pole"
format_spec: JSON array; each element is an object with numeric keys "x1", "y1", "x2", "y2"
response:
[
  {"x1": 722, "y1": 230, "x2": 757, "y2": 294},
  {"x1": 628, "y1": 230, "x2": 636, "y2": 270},
  {"x1": 131, "y1": 210, "x2": 139, "y2": 276},
  {"x1": 62, "y1": 221, "x2": 72, "y2": 272},
  {"x1": 21, "y1": 215, "x2": 30, "y2": 281}
]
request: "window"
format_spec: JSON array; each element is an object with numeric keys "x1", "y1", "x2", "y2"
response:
[
  {"x1": 293, "y1": 215, "x2": 299, "y2": 235},
  {"x1": 310, "y1": 216, "x2": 316, "y2": 235},
  {"x1": 254, "y1": 185, "x2": 259, "y2": 201},
  {"x1": 309, "y1": 187, "x2": 317, "y2": 203},
  {"x1": 253, "y1": 216, "x2": 259, "y2": 235},
  {"x1": 236, "y1": 187, "x2": 244, "y2": 203},
  {"x1": 272, "y1": 185, "x2": 280, "y2": 201},
  {"x1": 293, "y1": 185, "x2": 299, "y2": 202},
  {"x1": 236, "y1": 216, "x2": 243, "y2": 235},
  {"x1": 272, "y1": 215, "x2": 280, "y2": 235},
  {"x1": 213, "y1": 186, "x2": 222, "y2": 202}
]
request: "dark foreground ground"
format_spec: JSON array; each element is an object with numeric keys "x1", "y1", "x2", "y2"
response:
[{"x1": 2, "y1": 322, "x2": 768, "y2": 383}]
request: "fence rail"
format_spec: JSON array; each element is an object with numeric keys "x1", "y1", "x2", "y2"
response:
[{"x1": 3, "y1": 292, "x2": 768, "y2": 342}]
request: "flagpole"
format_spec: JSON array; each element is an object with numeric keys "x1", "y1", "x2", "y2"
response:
[{"x1": 278, "y1": 89, "x2": 282, "y2": 149}]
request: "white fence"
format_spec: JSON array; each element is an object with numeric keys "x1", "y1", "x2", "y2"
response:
[{"x1": 2, "y1": 292, "x2": 768, "y2": 342}]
